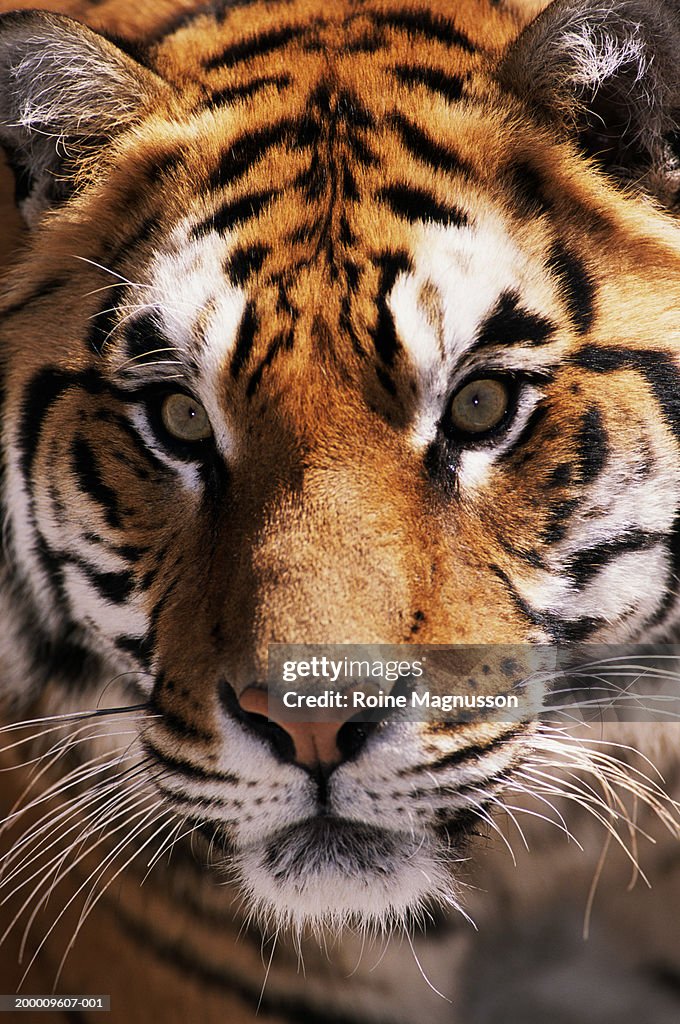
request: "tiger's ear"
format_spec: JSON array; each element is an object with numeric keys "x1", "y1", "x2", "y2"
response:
[
  {"x1": 499, "y1": 0, "x2": 680, "y2": 206},
  {"x1": 0, "y1": 11, "x2": 166, "y2": 226}
]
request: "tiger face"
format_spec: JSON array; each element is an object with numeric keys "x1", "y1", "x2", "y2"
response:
[{"x1": 1, "y1": 0, "x2": 680, "y2": 933}]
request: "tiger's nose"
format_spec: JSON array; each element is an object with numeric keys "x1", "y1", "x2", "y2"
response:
[{"x1": 221, "y1": 682, "x2": 373, "y2": 770}]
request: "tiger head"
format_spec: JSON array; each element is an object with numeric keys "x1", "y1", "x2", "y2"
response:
[{"x1": 1, "y1": 0, "x2": 680, "y2": 932}]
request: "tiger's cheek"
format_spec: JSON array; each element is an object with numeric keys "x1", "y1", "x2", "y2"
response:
[
  {"x1": 461, "y1": 367, "x2": 680, "y2": 642},
  {"x1": 16, "y1": 384, "x2": 201, "y2": 661}
]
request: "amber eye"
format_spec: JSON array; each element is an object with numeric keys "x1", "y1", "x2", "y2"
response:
[
  {"x1": 446, "y1": 377, "x2": 511, "y2": 438},
  {"x1": 160, "y1": 393, "x2": 212, "y2": 442}
]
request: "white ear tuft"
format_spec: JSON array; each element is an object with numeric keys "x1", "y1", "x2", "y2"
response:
[
  {"x1": 559, "y1": 22, "x2": 647, "y2": 90},
  {"x1": 0, "y1": 11, "x2": 166, "y2": 226}
]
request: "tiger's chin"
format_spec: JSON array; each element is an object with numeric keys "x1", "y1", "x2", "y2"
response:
[{"x1": 230, "y1": 818, "x2": 461, "y2": 934}]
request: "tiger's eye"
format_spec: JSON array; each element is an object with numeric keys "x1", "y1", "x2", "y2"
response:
[
  {"x1": 447, "y1": 378, "x2": 510, "y2": 436},
  {"x1": 160, "y1": 393, "x2": 212, "y2": 442}
]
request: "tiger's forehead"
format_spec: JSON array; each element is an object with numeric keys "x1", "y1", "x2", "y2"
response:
[
  {"x1": 151, "y1": 0, "x2": 515, "y2": 97},
  {"x1": 101, "y1": 0, "x2": 603, "y2": 434},
  {"x1": 109, "y1": 191, "x2": 570, "y2": 451}
]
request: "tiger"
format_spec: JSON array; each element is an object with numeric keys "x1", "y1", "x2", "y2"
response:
[{"x1": 2, "y1": 0, "x2": 680, "y2": 1020}]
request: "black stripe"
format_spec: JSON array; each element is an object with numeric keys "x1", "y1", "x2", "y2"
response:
[
  {"x1": 549, "y1": 462, "x2": 573, "y2": 487},
  {"x1": 87, "y1": 293, "x2": 128, "y2": 355},
  {"x1": 245, "y1": 329, "x2": 294, "y2": 397},
  {"x1": 147, "y1": 703, "x2": 215, "y2": 744},
  {"x1": 210, "y1": 0, "x2": 296, "y2": 21},
  {"x1": 16, "y1": 367, "x2": 110, "y2": 627},
  {"x1": 115, "y1": 633, "x2": 154, "y2": 670},
  {"x1": 491, "y1": 564, "x2": 601, "y2": 642},
  {"x1": 126, "y1": 214, "x2": 160, "y2": 251},
  {"x1": 17, "y1": 536, "x2": 97, "y2": 684},
  {"x1": 69, "y1": 557, "x2": 135, "y2": 604},
  {"x1": 547, "y1": 242, "x2": 596, "y2": 335},
  {"x1": 192, "y1": 188, "x2": 280, "y2": 236},
  {"x1": 372, "y1": 9, "x2": 476, "y2": 52},
  {"x1": 435, "y1": 807, "x2": 498, "y2": 837},
  {"x1": 424, "y1": 434, "x2": 461, "y2": 491},
  {"x1": 370, "y1": 250, "x2": 412, "y2": 365},
  {"x1": 346, "y1": 132, "x2": 378, "y2": 168},
  {"x1": 391, "y1": 63, "x2": 465, "y2": 102},
  {"x1": 334, "y1": 88, "x2": 376, "y2": 130},
  {"x1": 289, "y1": 220, "x2": 318, "y2": 245},
  {"x1": 125, "y1": 312, "x2": 176, "y2": 365},
  {"x1": 339, "y1": 212, "x2": 355, "y2": 246},
  {"x1": 147, "y1": 151, "x2": 185, "y2": 185},
  {"x1": 498, "y1": 404, "x2": 549, "y2": 462},
  {"x1": 48, "y1": 473, "x2": 66, "y2": 524},
  {"x1": 71, "y1": 436, "x2": 123, "y2": 530},
  {"x1": 499, "y1": 538, "x2": 545, "y2": 569},
  {"x1": 428, "y1": 731, "x2": 525, "y2": 771},
  {"x1": 573, "y1": 346, "x2": 680, "y2": 438},
  {"x1": 19, "y1": 368, "x2": 105, "y2": 490},
  {"x1": 141, "y1": 569, "x2": 181, "y2": 669},
  {"x1": 145, "y1": 740, "x2": 239, "y2": 784},
  {"x1": 1, "y1": 277, "x2": 65, "y2": 320},
  {"x1": 205, "y1": 25, "x2": 300, "y2": 70},
  {"x1": 576, "y1": 406, "x2": 608, "y2": 482},
  {"x1": 210, "y1": 72, "x2": 290, "y2": 105},
  {"x1": 33, "y1": 532, "x2": 69, "y2": 618},
  {"x1": 103, "y1": 215, "x2": 161, "y2": 269},
  {"x1": 409, "y1": 726, "x2": 527, "y2": 775},
  {"x1": 94, "y1": 408, "x2": 168, "y2": 476},
  {"x1": 155, "y1": 786, "x2": 240, "y2": 813},
  {"x1": 472, "y1": 291, "x2": 554, "y2": 350},
  {"x1": 99, "y1": 30, "x2": 153, "y2": 68},
  {"x1": 142, "y1": 7, "x2": 200, "y2": 44},
  {"x1": 344, "y1": 32, "x2": 384, "y2": 53},
  {"x1": 230, "y1": 301, "x2": 258, "y2": 378},
  {"x1": 342, "y1": 166, "x2": 359, "y2": 201},
  {"x1": 390, "y1": 112, "x2": 469, "y2": 177},
  {"x1": 340, "y1": 296, "x2": 365, "y2": 357},
  {"x1": 567, "y1": 531, "x2": 663, "y2": 587},
  {"x1": 29, "y1": 612, "x2": 104, "y2": 690},
  {"x1": 505, "y1": 159, "x2": 551, "y2": 217},
  {"x1": 345, "y1": 260, "x2": 361, "y2": 293},
  {"x1": 113, "y1": 901, "x2": 404, "y2": 1024},
  {"x1": 667, "y1": 515, "x2": 680, "y2": 586},
  {"x1": 376, "y1": 364, "x2": 398, "y2": 395},
  {"x1": 210, "y1": 117, "x2": 317, "y2": 190},
  {"x1": 294, "y1": 160, "x2": 326, "y2": 200},
  {"x1": 227, "y1": 243, "x2": 269, "y2": 285},
  {"x1": 542, "y1": 496, "x2": 579, "y2": 544},
  {"x1": 377, "y1": 185, "x2": 468, "y2": 228}
]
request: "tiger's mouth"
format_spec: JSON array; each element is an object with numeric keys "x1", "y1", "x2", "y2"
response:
[
  {"x1": 259, "y1": 817, "x2": 414, "y2": 880},
  {"x1": 225, "y1": 814, "x2": 471, "y2": 931}
]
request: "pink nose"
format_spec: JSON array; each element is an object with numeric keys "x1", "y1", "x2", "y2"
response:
[{"x1": 237, "y1": 686, "x2": 346, "y2": 769}]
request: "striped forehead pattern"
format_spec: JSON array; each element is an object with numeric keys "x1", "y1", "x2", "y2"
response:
[{"x1": 92, "y1": 0, "x2": 609, "y2": 419}]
